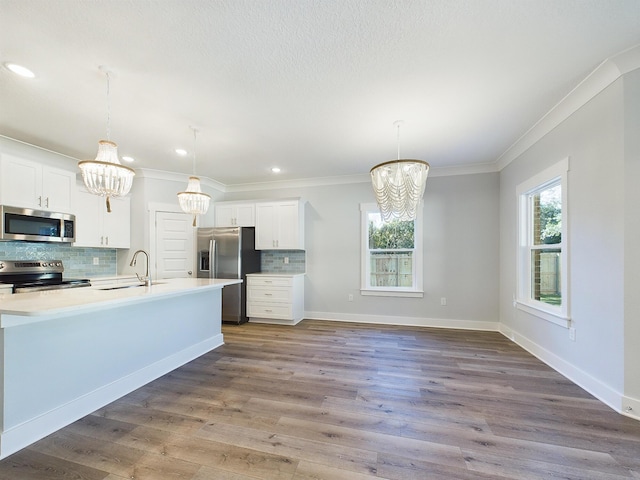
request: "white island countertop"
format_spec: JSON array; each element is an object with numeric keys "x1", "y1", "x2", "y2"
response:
[
  {"x1": 0, "y1": 276, "x2": 237, "y2": 459},
  {"x1": 0, "y1": 277, "x2": 241, "y2": 326}
]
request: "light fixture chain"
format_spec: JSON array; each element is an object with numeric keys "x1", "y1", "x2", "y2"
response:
[
  {"x1": 105, "y1": 71, "x2": 111, "y2": 141},
  {"x1": 396, "y1": 122, "x2": 401, "y2": 160},
  {"x1": 192, "y1": 127, "x2": 198, "y2": 175}
]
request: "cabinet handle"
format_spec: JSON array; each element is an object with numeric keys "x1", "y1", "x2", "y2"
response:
[
  {"x1": 265, "y1": 309, "x2": 273, "y2": 312},
  {"x1": 101, "y1": 236, "x2": 104, "y2": 245},
  {"x1": 105, "y1": 236, "x2": 109, "y2": 245},
  {"x1": 45, "y1": 197, "x2": 49, "y2": 208},
  {"x1": 188, "y1": 271, "x2": 192, "y2": 276},
  {"x1": 38, "y1": 196, "x2": 42, "y2": 207},
  {"x1": 264, "y1": 293, "x2": 273, "y2": 296}
]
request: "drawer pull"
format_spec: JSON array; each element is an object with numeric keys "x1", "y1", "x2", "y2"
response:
[
  {"x1": 265, "y1": 309, "x2": 273, "y2": 312},
  {"x1": 264, "y1": 293, "x2": 273, "y2": 296}
]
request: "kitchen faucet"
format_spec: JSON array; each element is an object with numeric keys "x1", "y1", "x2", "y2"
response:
[{"x1": 129, "y1": 249, "x2": 152, "y2": 287}]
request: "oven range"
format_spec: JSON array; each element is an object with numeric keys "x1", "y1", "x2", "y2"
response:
[{"x1": 0, "y1": 260, "x2": 91, "y2": 293}]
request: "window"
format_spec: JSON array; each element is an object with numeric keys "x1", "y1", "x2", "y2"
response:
[
  {"x1": 516, "y1": 158, "x2": 569, "y2": 326},
  {"x1": 360, "y1": 203, "x2": 423, "y2": 297}
]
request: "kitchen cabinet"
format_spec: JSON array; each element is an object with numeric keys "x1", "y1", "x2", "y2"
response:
[
  {"x1": 246, "y1": 274, "x2": 305, "y2": 324},
  {"x1": 73, "y1": 189, "x2": 130, "y2": 248},
  {"x1": 255, "y1": 199, "x2": 305, "y2": 250},
  {"x1": 214, "y1": 202, "x2": 255, "y2": 227},
  {"x1": 0, "y1": 154, "x2": 74, "y2": 212}
]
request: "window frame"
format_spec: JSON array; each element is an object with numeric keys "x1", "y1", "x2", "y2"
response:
[
  {"x1": 360, "y1": 202, "x2": 424, "y2": 298},
  {"x1": 516, "y1": 158, "x2": 570, "y2": 327}
]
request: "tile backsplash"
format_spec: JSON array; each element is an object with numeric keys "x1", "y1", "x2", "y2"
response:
[
  {"x1": 261, "y1": 250, "x2": 305, "y2": 274},
  {"x1": 0, "y1": 243, "x2": 305, "y2": 278},
  {"x1": 0, "y1": 242, "x2": 117, "y2": 277}
]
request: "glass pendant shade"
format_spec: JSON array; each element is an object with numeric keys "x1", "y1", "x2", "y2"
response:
[
  {"x1": 370, "y1": 159, "x2": 429, "y2": 222},
  {"x1": 178, "y1": 176, "x2": 211, "y2": 226},
  {"x1": 78, "y1": 140, "x2": 135, "y2": 213}
]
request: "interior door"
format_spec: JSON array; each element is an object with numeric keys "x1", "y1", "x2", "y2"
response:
[{"x1": 155, "y1": 211, "x2": 194, "y2": 279}]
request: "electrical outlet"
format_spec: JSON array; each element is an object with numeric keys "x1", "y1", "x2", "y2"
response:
[
  {"x1": 284, "y1": 257, "x2": 289, "y2": 264},
  {"x1": 348, "y1": 294, "x2": 353, "y2": 302},
  {"x1": 440, "y1": 297, "x2": 447, "y2": 306},
  {"x1": 93, "y1": 257, "x2": 99, "y2": 265},
  {"x1": 569, "y1": 327, "x2": 576, "y2": 341}
]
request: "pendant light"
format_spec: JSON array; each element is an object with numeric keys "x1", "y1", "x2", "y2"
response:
[
  {"x1": 370, "y1": 121, "x2": 429, "y2": 222},
  {"x1": 177, "y1": 127, "x2": 211, "y2": 226},
  {"x1": 78, "y1": 66, "x2": 135, "y2": 213}
]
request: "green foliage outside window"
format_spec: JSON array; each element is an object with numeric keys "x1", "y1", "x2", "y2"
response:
[
  {"x1": 537, "y1": 184, "x2": 561, "y2": 244},
  {"x1": 368, "y1": 219, "x2": 414, "y2": 249}
]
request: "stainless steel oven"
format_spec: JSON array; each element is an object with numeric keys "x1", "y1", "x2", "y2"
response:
[
  {"x1": 0, "y1": 205, "x2": 75, "y2": 242},
  {"x1": 0, "y1": 260, "x2": 90, "y2": 293}
]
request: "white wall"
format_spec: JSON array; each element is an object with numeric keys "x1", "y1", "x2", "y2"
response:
[
  {"x1": 499, "y1": 73, "x2": 636, "y2": 412},
  {"x1": 222, "y1": 172, "x2": 500, "y2": 329}
]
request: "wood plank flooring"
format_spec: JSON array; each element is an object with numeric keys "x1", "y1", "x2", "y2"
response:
[{"x1": 1, "y1": 319, "x2": 639, "y2": 479}]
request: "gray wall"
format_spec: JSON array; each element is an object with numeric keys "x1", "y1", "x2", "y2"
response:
[
  {"x1": 499, "y1": 73, "x2": 637, "y2": 409},
  {"x1": 624, "y1": 69, "x2": 640, "y2": 406},
  {"x1": 223, "y1": 172, "x2": 500, "y2": 328}
]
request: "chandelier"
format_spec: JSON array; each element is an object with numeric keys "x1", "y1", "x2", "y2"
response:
[
  {"x1": 78, "y1": 66, "x2": 135, "y2": 213},
  {"x1": 370, "y1": 121, "x2": 429, "y2": 222},
  {"x1": 177, "y1": 127, "x2": 211, "y2": 226}
]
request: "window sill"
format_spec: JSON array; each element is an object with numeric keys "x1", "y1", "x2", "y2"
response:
[
  {"x1": 515, "y1": 300, "x2": 570, "y2": 328},
  {"x1": 361, "y1": 288, "x2": 424, "y2": 298}
]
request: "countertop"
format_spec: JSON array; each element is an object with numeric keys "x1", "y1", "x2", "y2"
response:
[{"x1": 0, "y1": 278, "x2": 241, "y2": 324}]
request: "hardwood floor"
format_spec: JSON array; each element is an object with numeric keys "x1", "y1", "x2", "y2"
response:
[{"x1": 1, "y1": 319, "x2": 639, "y2": 479}]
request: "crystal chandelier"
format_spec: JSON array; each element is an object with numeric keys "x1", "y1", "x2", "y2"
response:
[
  {"x1": 177, "y1": 127, "x2": 211, "y2": 226},
  {"x1": 370, "y1": 121, "x2": 429, "y2": 222},
  {"x1": 78, "y1": 67, "x2": 135, "y2": 213}
]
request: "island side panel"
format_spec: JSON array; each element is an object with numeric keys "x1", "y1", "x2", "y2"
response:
[{"x1": 0, "y1": 287, "x2": 222, "y2": 459}]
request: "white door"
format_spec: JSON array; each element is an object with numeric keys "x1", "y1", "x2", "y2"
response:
[{"x1": 155, "y1": 211, "x2": 194, "y2": 279}]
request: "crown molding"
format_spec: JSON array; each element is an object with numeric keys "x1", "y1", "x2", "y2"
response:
[
  {"x1": 136, "y1": 168, "x2": 226, "y2": 193},
  {"x1": 496, "y1": 44, "x2": 640, "y2": 171}
]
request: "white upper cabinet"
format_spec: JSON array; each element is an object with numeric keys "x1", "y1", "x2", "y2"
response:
[
  {"x1": 255, "y1": 199, "x2": 305, "y2": 250},
  {"x1": 73, "y1": 188, "x2": 130, "y2": 248},
  {"x1": 0, "y1": 155, "x2": 74, "y2": 212},
  {"x1": 214, "y1": 202, "x2": 255, "y2": 227}
]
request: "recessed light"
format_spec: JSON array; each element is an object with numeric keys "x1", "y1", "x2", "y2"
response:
[
  {"x1": 122, "y1": 156, "x2": 135, "y2": 163},
  {"x1": 175, "y1": 148, "x2": 188, "y2": 156},
  {"x1": 271, "y1": 167, "x2": 281, "y2": 173},
  {"x1": 4, "y1": 62, "x2": 35, "y2": 78}
]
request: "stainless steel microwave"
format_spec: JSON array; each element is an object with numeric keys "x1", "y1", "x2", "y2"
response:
[{"x1": 0, "y1": 205, "x2": 76, "y2": 242}]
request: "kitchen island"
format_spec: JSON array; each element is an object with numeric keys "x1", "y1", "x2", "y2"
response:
[{"x1": 0, "y1": 277, "x2": 240, "y2": 459}]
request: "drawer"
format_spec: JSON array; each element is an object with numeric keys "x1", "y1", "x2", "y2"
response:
[
  {"x1": 248, "y1": 286, "x2": 292, "y2": 303},
  {"x1": 247, "y1": 302, "x2": 293, "y2": 319},
  {"x1": 247, "y1": 276, "x2": 293, "y2": 287}
]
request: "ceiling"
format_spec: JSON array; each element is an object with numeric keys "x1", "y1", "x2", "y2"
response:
[{"x1": 1, "y1": 0, "x2": 640, "y2": 187}]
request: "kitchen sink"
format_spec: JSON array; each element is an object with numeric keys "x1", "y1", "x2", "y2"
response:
[{"x1": 97, "y1": 282, "x2": 166, "y2": 291}]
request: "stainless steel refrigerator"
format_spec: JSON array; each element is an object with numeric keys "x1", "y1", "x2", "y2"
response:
[{"x1": 196, "y1": 227, "x2": 261, "y2": 324}]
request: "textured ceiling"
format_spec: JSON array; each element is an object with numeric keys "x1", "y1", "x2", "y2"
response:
[{"x1": 1, "y1": 0, "x2": 640, "y2": 186}]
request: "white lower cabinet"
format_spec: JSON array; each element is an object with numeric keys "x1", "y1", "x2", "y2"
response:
[{"x1": 246, "y1": 274, "x2": 304, "y2": 325}]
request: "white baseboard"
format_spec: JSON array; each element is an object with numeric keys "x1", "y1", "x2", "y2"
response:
[
  {"x1": 498, "y1": 325, "x2": 637, "y2": 417},
  {"x1": 304, "y1": 311, "x2": 500, "y2": 331},
  {"x1": 622, "y1": 395, "x2": 640, "y2": 421},
  {"x1": 0, "y1": 334, "x2": 224, "y2": 460}
]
